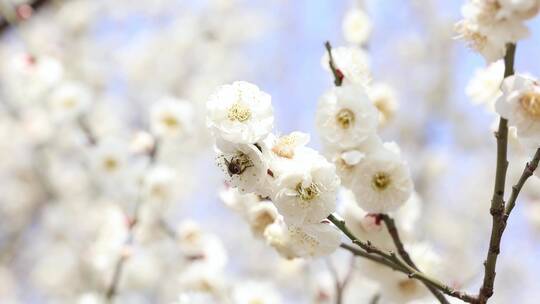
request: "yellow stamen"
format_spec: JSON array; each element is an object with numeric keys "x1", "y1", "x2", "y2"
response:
[
  {"x1": 336, "y1": 109, "x2": 355, "y2": 129},
  {"x1": 520, "y1": 91, "x2": 540, "y2": 118},
  {"x1": 228, "y1": 103, "x2": 251, "y2": 122},
  {"x1": 372, "y1": 172, "x2": 391, "y2": 191}
]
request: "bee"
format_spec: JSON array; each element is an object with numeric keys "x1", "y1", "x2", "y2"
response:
[{"x1": 223, "y1": 154, "x2": 253, "y2": 176}]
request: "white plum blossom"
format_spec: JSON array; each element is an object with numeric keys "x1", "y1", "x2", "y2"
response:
[
  {"x1": 4, "y1": 54, "x2": 64, "y2": 103},
  {"x1": 321, "y1": 46, "x2": 370, "y2": 85},
  {"x1": 333, "y1": 149, "x2": 366, "y2": 188},
  {"x1": 263, "y1": 132, "x2": 310, "y2": 162},
  {"x1": 466, "y1": 59, "x2": 504, "y2": 110},
  {"x1": 272, "y1": 149, "x2": 340, "y2": 225},
  {"x1": 91, "y1": 138, "x2": 129, "y2": 179},
  {"x1": 20, "y1": 108, "x2": 54, "y2": 143},
  {"x1": 207, "y1": 81, "x2": 273, "y2": 144},
  {"x1": 329, "y1": 135, "x2": 384, "y2": 188},
  {"x1": 219, "y1": 187, "x2": 261, "y2": 215},
  {"x1": 261, "y1": 132, "x2": 316, "y2": 178},
  {"x1": 264, "y1": 219, "x2": 341, "y2": 259},
  {"x1": 122, "y1": 250, "x2": 162, "y2": 290},
  {"x1": 316, "y1": 84, "x2": 379, "y2": 150},
  {"x1": 31, "y1": 243, "x2": 79, "y2": 294},
  {"x1": 48, "y1": 81, "x2": 92, "y2": 121},
  {"x1": 498, "y1": 0, "x2": 540, "y2": 19},
  {"x1": 87, "y1": 205, "x2": 129, "y2": 273},
  {"x1": 175, "y1": 220, "x2": 228, "y2": 270},
  {"x1": 77, "y1": 293, "x2": 105, "y2": 304},
  {"x1": 496, "y1": 74, "x2": 540, "y2": 143},
  {"x1": 141, "y1": 166, "x2": 177, "y2": 202},
  {"x1": 129, "y1": 131, "x2": 155, "y2": 155},
  {"x1": 455, "y1": 0, "x2": 537, "y2": 62},
  {"x1": 342, "y1": 9, "x2": 372, "y2": 45},
  {"x1": 174, "y1": 293, "x2": 218, "y2": 304},
  {"x1": 178, "y1": 267, "x2": 228, "y2": 300},
  {"x1": 231, "y1": 281, "x2": 282, "y2": 304},
  {"x1": 351, "y1": 146, "x2": 413, "y2": 213},
  {"x1": 247, "y1": 200, "x2": 280, "y2": 237},
  {"x1": 150, "y1": 96, "x2": 194, "y2": 138},
  {"x1": 219, "y1": 187, "x2": 261, "y2": 214},
  {"x1": 215, "y1": 139, "x2": 271, "y2": 195},
  {"x1": 367, "y1": 82, "x2": 399, "y2": 127},
  {"x1": 219, "y1": 185, "x2": 279, "y2": 237}
]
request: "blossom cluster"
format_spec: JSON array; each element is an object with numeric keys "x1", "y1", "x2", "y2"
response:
[
  {"x1": 456, "y1": 0, "x2": 540, "y2": 62},
  {"x1": 207, "y1": 81, "x2": 342, "y2": 258},
  {"x1": 496, "y1": 74, "x2": 540, "y2": 162},
  {"x1": 317, "y1": 42, "x2": 414, "y2": 215}
]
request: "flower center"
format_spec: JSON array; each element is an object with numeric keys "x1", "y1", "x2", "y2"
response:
[
  {"x1": 272, "y1": 134, "x2": 297, "y2": 159},
  {"x1": 62, "y1": 98, "x2": 77, "y2": 109},
  {"x1": 398, "y1": 279, "x2": 418, "y2": 295},
  {"x1": 183, "y1": 230, "x2": 201, "y2": 244},
  {"x1": 103, "y1": 157, "x2": 119, "y2": 171},
  {"x1": 457, "y1": 22, "x2": 488, "y2": 52},
  {"x1": 296, "y1": 182, "x2": 320, "y2": 201},
  {"x1": 249, "y1": 300, "x2": 264, "y2": 304},
  {"x1": 150, "y1": 184, "x2": 167, "y2": 200},
  {"x1": 253, "y1": 211, "x2": 276, "y2": 234},
  {"x1": 161, "y1": 115, "x2": 180, "y2": 128},
  {"x1": 374, "y1": 98, "x2": 393, "y2": 123},
  {"x1": 519, "y1": 91, "x2": 540, "y2": 118},
  {"x1": 336, "y1": 109, "x2": 355, "y2": 129},
  {"x1": 227, "y1": 102, "x2": 251, "y2": 122},
  {"x1": 372, "y1": 172, "x2": 391, "y2": 191}
]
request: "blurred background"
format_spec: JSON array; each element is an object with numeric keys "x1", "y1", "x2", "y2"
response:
[{"x1": 1, "y1": 0, "x2": 540, "y2": 303}]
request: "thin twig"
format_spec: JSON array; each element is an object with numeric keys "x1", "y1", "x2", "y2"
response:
[
  {"x1": 324, "y1": 41, "x2": 344, "y2": 86},
  {"x1": 158, "y1": 218, "x2": 177, "y2": 239},
  {"x1": 325, "y1": 259, "x2": 343, "y2": 304},
  {"x1": 380, "y1": 214, "x2": 449, "y2": 304},
  {"x1": 105, "y1": 198, "x2": 141, "y2": 300},
  {"x1": 105, "y1": 138, "x2": 160, "y2": 301},
  {"x1": 342, "y1": 254, "x2": 356, "y2": 292},
  {"x1": 504, "y1": 148, "x2": 540, "y2": 218},
  {"x1": 369, "y1": 293, "x2": 381, "y2": 304},
  {"x1": 78, "y1": 117, "x2": 97, "y2": 146},
  {"x1": 380, "y1": 214, "x2": 417, "y2": 268},
  {"x1": 478, "y1": 43, "x2": 515, "y2": 304},
  {"x1": 325, "y1": 254, "x2": 356, "y2": 304},
  {"x1": 331, "y1": 215, "x2": 477, "y2": 303}
]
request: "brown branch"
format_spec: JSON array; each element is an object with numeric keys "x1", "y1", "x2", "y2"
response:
[
  {"x1": 0, "y1": 0, "x2": 52, "y2": 34},
  {"x1": 330, "y1": 215, "x2": 477, "y2": 303},
  {"x1": 78, "y1": 117, "x2": 97, "y2": 146},
  {"x1": 326, "y1": 254, "x2": 356, "y2": 304},
  {"x1": 369, "y1": 293, "x2": 381, "y2": 304},
  {"x1": 105, "y1": 193, "x2": 142, "y2": 300},
  {"x1": 325, "y1": 259, "x2": 343, "y2": 304},
  {"x1": 380, "y1": 214, "x2": 449, "y2": 304},
  {"x1": 340, "y1": 242, "x2": 477, "y2": 303},
  {"x1": 504, "y1": 148, "x2": 540, "y2": 218},
  {"x1": 478, "y1": 43, "x2": 515, "y2": 304},
  {"x1": 104, "y1": 139, "x2": 160, "y2": 301},
  {"x1": 324, "y1": 41, "x2": 344, "y2": 86},
  {"x1": 380, "y1": 214, "x2": 416, "y2": 268},
  {"x1": 340, "y1": 243, "x2": 407, "y2": 273}
]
